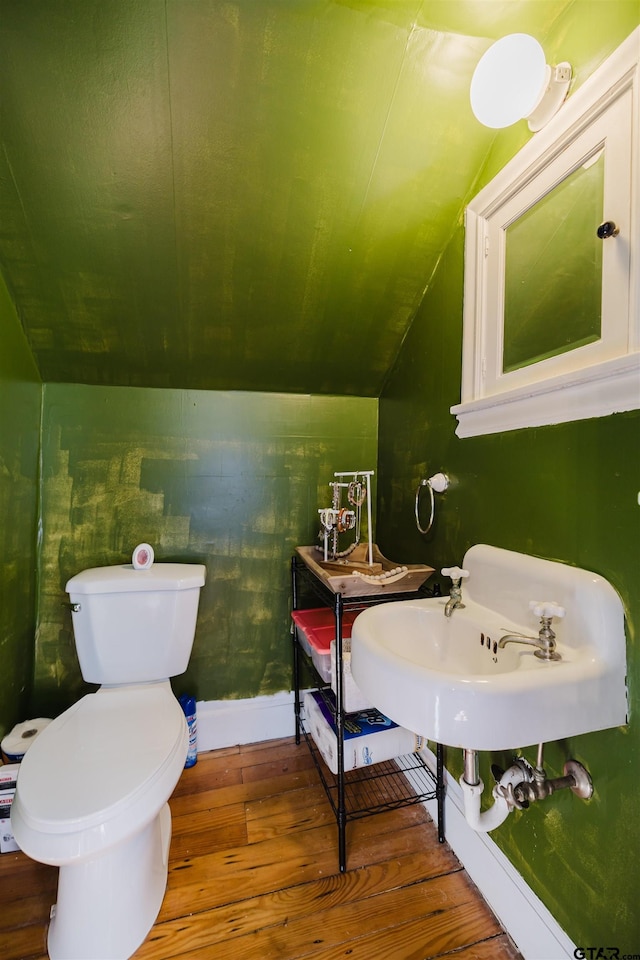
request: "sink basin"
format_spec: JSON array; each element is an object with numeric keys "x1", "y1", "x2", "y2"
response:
[{"x1": 350, "y1": 544, "x2": 628, "y2": 750}]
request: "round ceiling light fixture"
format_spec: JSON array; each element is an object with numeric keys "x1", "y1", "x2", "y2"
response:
[{"x1": 470, "y1": 33, "x2": 572, "y2": 132}]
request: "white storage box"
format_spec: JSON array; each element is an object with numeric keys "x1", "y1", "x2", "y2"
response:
[
  {"x1": 303, "y1": 690, "x2": 424, "y2": 776},
  {"x1": 330, "y1": 638, "x2": 372, "y2": 712}
]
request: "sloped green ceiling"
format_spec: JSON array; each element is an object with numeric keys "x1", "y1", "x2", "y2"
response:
[{"x1": 0, "y1": 0, "x2": 571, "y2": 396}]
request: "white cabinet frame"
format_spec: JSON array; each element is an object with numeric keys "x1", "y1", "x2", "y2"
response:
[{"x1": 452, "y1": 28, "x2": 640, "y2": 438}]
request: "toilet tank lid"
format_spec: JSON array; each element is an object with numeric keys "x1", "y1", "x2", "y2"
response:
[{"x1": 66, "y1": 563, "x2": 206, "y2": 595}]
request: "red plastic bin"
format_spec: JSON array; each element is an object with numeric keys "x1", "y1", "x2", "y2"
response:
[{"x1": 291, "y1": 607, "x2": 360, "y2": 682}]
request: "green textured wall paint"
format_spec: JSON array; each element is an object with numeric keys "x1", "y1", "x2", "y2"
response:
[
  {"x1": 0, "y1": 0, "x2": 571, "y2": 396},
  {"x1": 0, "y1": 270, "x2": 41, "y2": 739},
  {"x1": 377, "y1": 5, "x2": 640, "y2": 953},
  {"x1": 35, "y1": 384, "x2": 377, "y2": 716}
]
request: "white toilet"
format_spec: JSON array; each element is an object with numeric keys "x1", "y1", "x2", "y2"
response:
[{"x1": 11, "y1": 560, "x2": 206, "y2": 960}]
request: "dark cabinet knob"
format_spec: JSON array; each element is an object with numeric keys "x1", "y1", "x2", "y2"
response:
[{"x1": 597, "y1": 220, "x2": 619, "y2": 239}]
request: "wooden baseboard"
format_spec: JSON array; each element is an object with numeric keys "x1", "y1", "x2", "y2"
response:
[{"x1": 196, "y1": 694, "x2": 574, "y2": 960}]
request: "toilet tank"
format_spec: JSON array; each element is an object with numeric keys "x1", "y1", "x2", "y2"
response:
[{"x1": 66, "y1": 563, "x2": 207, "y2": 684}]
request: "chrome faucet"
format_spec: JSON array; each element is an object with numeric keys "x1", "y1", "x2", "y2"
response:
[
  {"x1": 498, "y1": 601, "x2": 565, "y2": 661},
  {"x1": 442, "y1": 566, "x2": 469, "y2": 617}
]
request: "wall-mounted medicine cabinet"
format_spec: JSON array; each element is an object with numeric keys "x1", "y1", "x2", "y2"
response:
[{"x1": 452, "y1": 28, "x2": 639, "y2": 438}]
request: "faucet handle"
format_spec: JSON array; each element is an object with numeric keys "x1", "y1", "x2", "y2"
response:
[
  {"x1": 442, "y1": 566, "x2": 469, "y2": 581},
  {"x1": 529, "y1": 600, "x2": 565, "y2": 620}
]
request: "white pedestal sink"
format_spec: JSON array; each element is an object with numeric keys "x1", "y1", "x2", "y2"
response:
[{"x1": 350, "y1": 544, "x2": 627, "y2": 750}]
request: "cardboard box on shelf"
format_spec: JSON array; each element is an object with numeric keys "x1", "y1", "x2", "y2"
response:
[
  {"x1": 303, "y1": 689, "x2": 423, "y2": 776},
  {"x1": 0, "y1": 787, "x2": 19, "y2": 853}
]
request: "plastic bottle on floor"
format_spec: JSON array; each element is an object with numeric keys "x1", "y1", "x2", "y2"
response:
[{"x1": 179, "y1": 694, "x2": 198, "y2": 767}]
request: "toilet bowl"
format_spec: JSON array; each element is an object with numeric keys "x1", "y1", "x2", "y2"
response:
[
  {"x1": 12, "y1": 682, "x2": 188, "y2": 960},
  {"x1": 11, "y1": 557, "x2": 206, "y2": 960}
]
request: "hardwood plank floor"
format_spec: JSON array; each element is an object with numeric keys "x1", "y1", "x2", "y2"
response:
[{"x1": 0, "y1": 737, "x2": 522, "y2": 960}]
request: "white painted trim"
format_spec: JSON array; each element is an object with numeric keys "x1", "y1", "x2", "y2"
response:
[
  {"x1": 196, "y1": 691, "x2": 298, "y2": 751},
  {"x1": 406, "y1": 747, "x2": 577, "y2": 960},
  {"x1": 451, "y1": 351, "x2": 640, "y2": 437},
  {"x1": 195, "y1": 694, "x2": 574, "y2": 959}
]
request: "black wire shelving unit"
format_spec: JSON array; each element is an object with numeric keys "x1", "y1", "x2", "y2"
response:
[{"x1": 291, "y1": 553, "x2": 445, "y2": 872}]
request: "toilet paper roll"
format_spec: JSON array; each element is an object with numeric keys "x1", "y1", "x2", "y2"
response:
[
  {"x1": 132, "y1": 543, "x2": 154, "y2": 570},
  {"x1": 1, "y1": 718, "x2": 51, "y2": 763}
]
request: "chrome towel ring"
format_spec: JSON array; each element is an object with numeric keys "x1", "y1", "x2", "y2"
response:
[{"x1": 415, "y1": 472, "x2": 449, "y2": 535}]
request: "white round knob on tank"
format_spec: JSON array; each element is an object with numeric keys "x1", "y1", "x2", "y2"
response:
[{"x1": 132, "y1": 543, "x2": 154, "y2": 570}]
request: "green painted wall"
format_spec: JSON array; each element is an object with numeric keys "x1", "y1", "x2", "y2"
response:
[
  {"x1": 377, "y1": 4, "x2": 640, "y2": 953},
  {"x1": 34, "y1": 384, "x2": 377, "y2": 716},
  {"x1": 0, "y1": 271, "x2": 41, "y2": 740}
]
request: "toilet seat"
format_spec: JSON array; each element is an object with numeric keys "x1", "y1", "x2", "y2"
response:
[{"x1": 12, "y1": 683, "x2": 187, "y2": 865}]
